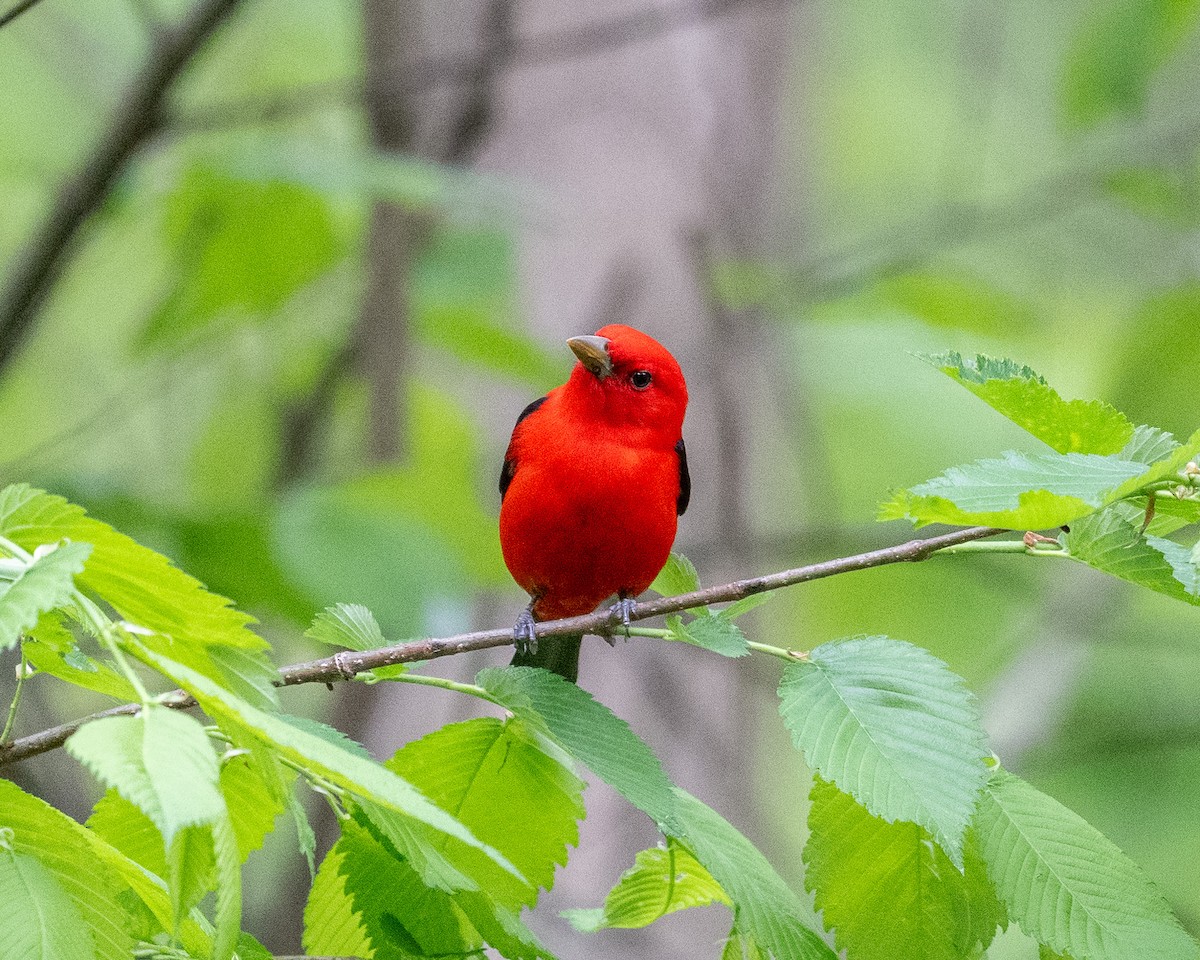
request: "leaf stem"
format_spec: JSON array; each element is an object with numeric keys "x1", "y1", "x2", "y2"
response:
[
  {"x1": 386, "y1": 672, "x2": 500, "y2": 704},
  {"x1": 935, "y1": 540, "x2": 1067, "y2": 557},
  {"x1": 72, "y1": 590, "x2": 152, "y2": 704},
  {"x1": 1, "y1": 646, "x2": 28, "y2": 744},
  {"x1": 746, "y1": 640, "x2": 805, "y2": 661}
]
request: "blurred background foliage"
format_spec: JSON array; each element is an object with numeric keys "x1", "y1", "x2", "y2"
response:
[{"x1": 2, "y1": 0, "x2": 1200, "y2": 955}]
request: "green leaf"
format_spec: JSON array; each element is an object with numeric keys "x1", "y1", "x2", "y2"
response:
[
  {"x1": 305, "y1": 602, "x2": 387, "y2": 651},
  {"x1": 333, "y1": 818, "x2": 485, "y2": 959},
  {"x1": 210, "y1": 815, "x2": 242, "y2": 960},
  {"x1": 65, "y1": 707, "x2": 240, "y2": 956},
  {"x1": 718, "y1": 591, "x2": 775, "y2": 621},
  {"x1": 140, "y1": 648, "x2": 521, "y2": 883},
  {"x1": 478, "y1": 666, "x2": 678, "y2": 830},
  {"x1": 0, "y1": 541, "x2": 91, "y2": 651},
  {"x1": 1062, "y1": 509, "x2": 1200, "y2": 604},
  {"x1": 671, "y1": 790, "x2": 836, "y2": 960},
  {"x1": 87, "y1": 790, "x2": 168, "y2": 879},
  {"x1": 0, "y1": 780, "x2": 146, "y2": 960},
  {"x1": 66, "y1": 708, "x2": 225, "y2": 849},
  {"x1": 0, "y1": 844, "x2": 98, "y2": 960},
  {"x1": 303, "y1": 842, "x2": 374, "y2": 959},
  {"x1": 0, "y1": 485, "x2": 276, "y2": 704},
  {"x1": 881, "y1": 450, "x2": 1149, "y2": 528},
  {"x1": 23, "y1": 631, "x2": 139, "y2": 701},
  {"x1": 381, "y1": 716, "x2": 584, "y2": 908},
  {"x1": 1063, "y1": 0, "x2": 1200, "y2": 130},
  {"x1": 778, "y1": 636, "x2": 987, "y2": 865},
  {"x1": 288, "y1": 789, "x2": 317, "y2": 878},
  {"x1": 922, "y1": 352, "x2": 1134, "y2": 454},
  {"x1": 666, "y1": 613, "x2": 750, "y2": 657},
  {"x1": 220, "y1": 750, "x2": 288, "y2": 862},
  {"x1": 1121, "y1": 424, "x2": 1180, "y2": 464},
  {"x1": 976, "y1": 768, "x2": 1197, "y2": 960},
  {"x1": 651, "y1": 552, "x2": 702, "y2": 597},
  {"x1": 563, "y1": 839, "x2": 729, "y2": 932},
  {"x1": 804, "y1": 778, "x2": 1004, "y2": 960},
  {"x1": 144, "y1": 164, "x2": 345, "y2": 347},
  {"x1": 1106, "y1": 427, "x2": 1200, "y2": 502}
]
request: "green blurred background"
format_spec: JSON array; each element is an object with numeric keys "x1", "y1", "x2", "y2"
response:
[{"x1": 2, "y1": 0, "x2": 1199, "y2": 955}]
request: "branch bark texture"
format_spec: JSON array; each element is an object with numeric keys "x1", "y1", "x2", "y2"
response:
[{"x1": 0, "y1": 525, "x2": 1005, "y2": 767}]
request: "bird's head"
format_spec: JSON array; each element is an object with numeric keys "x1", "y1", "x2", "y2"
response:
[{"x1": 564, "y1": 324, "x2": 688, "y2": 436}]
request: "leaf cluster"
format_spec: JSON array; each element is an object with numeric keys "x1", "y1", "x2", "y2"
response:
[{"x1": 0, "y1": 352, "x2": 1198, "y2": 959}]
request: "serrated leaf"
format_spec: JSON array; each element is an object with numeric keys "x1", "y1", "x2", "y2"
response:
[
  {"x1": 381, "y1": 716, "x2": 584, "y2": 908},
  {"x1": 210, "y1": 814, "x2": 242, "y2": 960},
  {"x1": 478, "y1": 666, "x2": 678, "y2": 830},
  {"x1": 1107, "y1": 427, "x2": 1200, "y2": 502},
  {"x1": 0, "y1": 845, "x2": 98, "y2": 960},
  {"x1": 302, "y1": 842, "x2": 374, "y2": 959},
  {"x1": 564, "y1": 839, "x2": 729, "y2": 932},
  {"x1": 922, "y1": 352, "x2": 1134, "y2": 454},
  {"x1": 288, "y1": 789, "x2": 317, "y2": 878},
  {"x1": 651, "y1": 552, "x2": 702, "y2": 598},
  {"x1": 804, "y1": 778, "x2": 1005, "y2": 960},
  {"x1": 671, "y1": 789, "x2": 836, "y2": 960},
  {"x1": 66, "y1": 708, "x2": 225, "y2": 849},
  {"x1": 666, "y1": 613, "x2": 750, "y2": 657},
  {"x1": 778, "y1": 637, "x2": 987, "y2": 865},
  {"x1": 976, "y1": 768, "x2": 1196, "y2": 960},
  {"x1": 306, "y1": 602, "x2": 387, "y2": 651},
  {"x1": 87, "y1": 790, "x2": 168, "y2": 879},
  {"x1": 1121, "y1": 424, "x2": 1180, "y2": 464},
  {"x1": 139, "y1": 648, "x2": 521, "y2": 883},
  {"x1": 331, "y1": 818, "x2": 483, "y2": 958},
  {"x1": 0, "y1": 541, "x2": 91, "y2": 651},
  {"x1": 880, "y1": 451, "x2": 1148, "y2": 529},
  {"x1": 1063, "y1": 0, "x2": 1200, "y2": 130},
  {"x1": 0, "y1": 780, "x2": 148, "y2": 960},
  {"x1": 23, "y1": 636, "x2": 139, "y2": 701},
  {"x1": 1062, "y1": 510, "x2": 1200, "y2": 604},
  {"x1": 220, "y1": 751, "x2": 288, "y2": 862},
  {"x1": 0, "y1": 485, "x2": 276, "y2": 704}
]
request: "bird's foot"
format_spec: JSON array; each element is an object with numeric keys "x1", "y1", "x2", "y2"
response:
[
  {"x1": 605, "y1": 596, "x2": 638, "y2": 644},
  {"x1": 513, "y1": 605, "x2": 538, "y2": 656}
]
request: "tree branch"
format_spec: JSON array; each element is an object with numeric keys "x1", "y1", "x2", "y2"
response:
[
  {"x1": 0, "y1": 0, "x2": 244, "y2": 377},
  {"x1": 0, "y1": 524, "x2": 1005, "y2": 767}
]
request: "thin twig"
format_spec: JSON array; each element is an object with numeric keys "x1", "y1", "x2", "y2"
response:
[
  {"x1": 0, "y1": 524, "x2": 1006, "y2": 767},
  {"x1": 0, "y1": 0, "x2": 244, "y2": 378}
]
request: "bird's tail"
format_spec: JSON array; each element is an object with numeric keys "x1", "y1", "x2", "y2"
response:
[{"x1": 511, "y1": 634, "x2": 582, "y2": 683}]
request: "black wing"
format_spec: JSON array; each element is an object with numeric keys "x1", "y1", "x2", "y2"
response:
[
  {"x1": 675, "y1": 438, "x2": 690, "y2": 515},
  {"x1": 499, "y1": 396, "x2": 548, "y2": 501}
]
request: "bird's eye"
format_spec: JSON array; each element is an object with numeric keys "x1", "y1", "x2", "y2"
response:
[{"x1": 630, "y1": 370, "x2": 653, "y2": 390}]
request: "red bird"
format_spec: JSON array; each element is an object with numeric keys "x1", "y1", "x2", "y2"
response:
[{"x1": 499, "y1": 324, "x2": 690, "y2": 681}]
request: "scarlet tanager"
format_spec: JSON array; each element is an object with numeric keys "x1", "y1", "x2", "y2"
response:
[{"x1": 499, "y1": 324, "x2": 690, "y2": 682}]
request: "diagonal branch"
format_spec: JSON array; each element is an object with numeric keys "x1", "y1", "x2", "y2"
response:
[
  {"x1": 0, "y1": 524, "x2": 1005, "y2": 767},
  {"x1": 0, "y1": 0, "x2": 244, "y2": 377}
]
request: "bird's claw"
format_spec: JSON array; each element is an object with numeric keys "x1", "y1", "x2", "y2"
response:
[
  {"x1": 605, "y1": 596, "x2": 638, "y2": 644},
  {"x1": 513, "y1": 607, "x2": 538, "y2": 656}
]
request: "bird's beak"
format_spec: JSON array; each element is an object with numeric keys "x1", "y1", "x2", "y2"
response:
[{"x1": 567, "y1": 335, "x2": 613, "y2": 379}]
